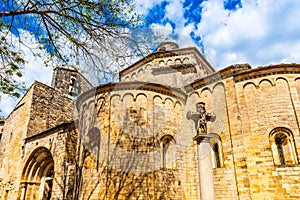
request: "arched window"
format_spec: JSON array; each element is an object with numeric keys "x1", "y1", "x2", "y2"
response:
[
  {"x1": 160, "y1": 135, "x2": 175, "y2": 169},
  {"x1": 209, "y1": 135, "x2": 223, "y2": 168},
  {"x1": 68, "y1": 76, "x2": 81, "y2": 97},
  {"x1": 269, "y1": 127, "x2": 298, "y2": 165}
]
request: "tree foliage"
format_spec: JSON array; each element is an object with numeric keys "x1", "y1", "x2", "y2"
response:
[{"x1": 0, "y1": 0, "x2": 150, "y2": 99}]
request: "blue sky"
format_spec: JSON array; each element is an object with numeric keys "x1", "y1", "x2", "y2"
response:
[{"x1": 2, "y1": 0, "x2": 300, "y2": 116}]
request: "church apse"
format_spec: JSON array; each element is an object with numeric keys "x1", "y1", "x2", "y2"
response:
[{"x1": 75, "y1": 82, "x2": 186, "y2": 199}]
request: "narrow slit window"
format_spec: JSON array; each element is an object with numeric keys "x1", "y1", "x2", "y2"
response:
[
  {"x1": 275, "y1": 137, "x2": 285, "y2": 165},
  {"x1": 213, "y1": 143, "x2": 221, "y2": 168}
]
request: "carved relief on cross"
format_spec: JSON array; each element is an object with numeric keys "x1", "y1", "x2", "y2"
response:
[{"x1": 187, "y1": 102, "x2": 215, "y2": 136}]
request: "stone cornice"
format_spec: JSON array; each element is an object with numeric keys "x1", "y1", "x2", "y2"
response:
[
  {"x1": 25, "y1": 121, "x2": 75, "y2": 142},
  {"x1": 233, "y1": 63, "x2": 300, "y2": 82},
  {"x1": 151, "y1": 64, "x2": 196, "y2": 75},
  {"x1": 185, "y1": 64, "x2": 250, "y2": 92},
  {"x1": 185, "y1": 63, "x2": 300, "y2": 93},
  {"x1": 77, "y1": 82, "x2": 187, "y2": 109},
  {"x1": 119, "y1": 47, "x2": 215, "y2": 79}
]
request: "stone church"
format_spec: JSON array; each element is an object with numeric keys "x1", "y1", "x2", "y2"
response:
[{"x1": 0, "y1": 41, "x2": 300, "y2": 200}]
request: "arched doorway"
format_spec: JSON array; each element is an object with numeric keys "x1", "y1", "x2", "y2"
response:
[{"x1": 18, "y1": 147, "x2": 54, "y2": 200}]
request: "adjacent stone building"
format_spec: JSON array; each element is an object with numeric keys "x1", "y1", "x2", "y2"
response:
[{"x1": 1, "y1": 41, "x2": 300, "y2": 199}]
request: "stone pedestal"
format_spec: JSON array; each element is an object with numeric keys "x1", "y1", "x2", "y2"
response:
[{"x1": 194, "y1": 135, "x2": 215, "y2": 200}]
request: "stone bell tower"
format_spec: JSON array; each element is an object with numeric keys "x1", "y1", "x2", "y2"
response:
[{"x1": 51, "y1": 67, "x2": 93, "y2": 98}]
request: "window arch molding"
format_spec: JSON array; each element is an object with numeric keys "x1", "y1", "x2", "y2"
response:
[{"x1": 269, "y1": 127, "x2": 298, "y2": 165}]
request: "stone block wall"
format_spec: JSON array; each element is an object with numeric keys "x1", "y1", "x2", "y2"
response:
[
  {"x1": 231, "y1": 70, "x2": 300, "y2": 199},
  {"x1": 27, "y1": 81, "x2": 74, "y2": 137},
  {"x1": 1, "y1": 59, "x2": 300, "y2": 200},
  {"x1": 0, "y1": 86, "x2": 34, "y2": 200}
]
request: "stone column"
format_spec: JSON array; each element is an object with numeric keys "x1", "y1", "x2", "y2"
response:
[
  {"x1": 19, "y1": 184, "x2": 27, "y2": 200},
  {"x1": 38, "y1": 177, "x2": 46, "y2": 200},
  {"x1": 194, "y1": 135, "x2": 215, "y2": 200}
]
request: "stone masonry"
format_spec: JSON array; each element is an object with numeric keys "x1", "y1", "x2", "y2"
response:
[{"x1": 0, "y1": 41, "x2": 300, "y2": 199}]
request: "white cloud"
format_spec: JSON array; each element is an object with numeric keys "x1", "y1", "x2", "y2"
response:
[
  {"x1": 135, "y1": 0, "x2": 162, "y2": 14},
  {"x1": 177, "y1": 23, "x2": 199, "y2": 48},
  {"x1": 0, "y1": 94, "x2": 18, "y2": 117},
  {"x1": 145, "y1": 0, "x2": 199, "y2": 49},
  {"x1": 196, "y1": 0, "x2": 300, "y2": 68},
  {"x1": 165, "y1": 0, "x2": 184, "y2": 24},
  {"x1": 151, "y1": 23, "x2": 174, "y2": 38},
  {"x1": 14, "y1": 31, "x2": 53, "y2": 85}
]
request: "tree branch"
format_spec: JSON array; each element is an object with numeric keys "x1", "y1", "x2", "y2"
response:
[{"x1": 0, "y1": 9, "x2": 61, "y2": 17}]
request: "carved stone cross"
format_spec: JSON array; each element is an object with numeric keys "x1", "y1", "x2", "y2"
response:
[
  {"x1": 187, "y1": 102, "x2": 216, "y2": 200},
  {"x1": 187, "y1": 102, "x2": 215, "y2": 136}
]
